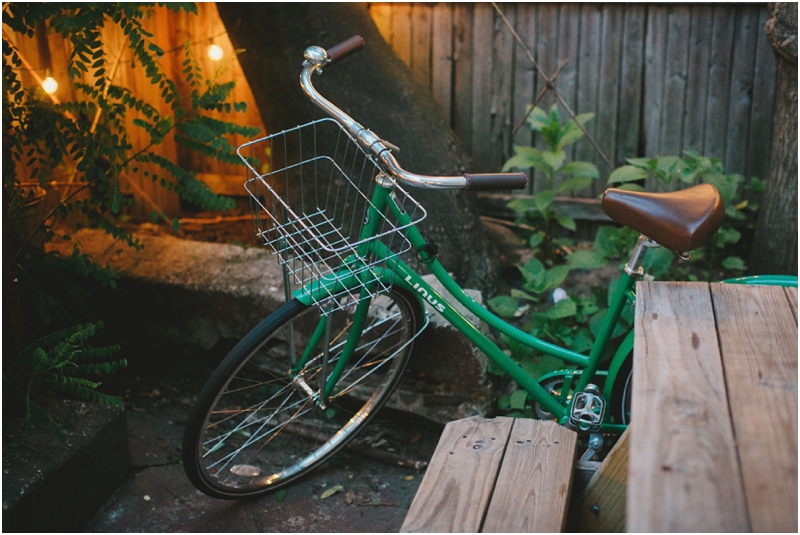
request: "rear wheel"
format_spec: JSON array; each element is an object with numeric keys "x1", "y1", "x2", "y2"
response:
[
  {"x1": 610, "y1": 354, "x2": 633, "y2": 425},
  {"x1": 182, "y1": 288, "x2": 423, "y2": 499}
]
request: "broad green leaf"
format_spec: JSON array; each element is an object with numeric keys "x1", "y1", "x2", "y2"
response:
[
  {"x1": 722, "y1": 256, "x2": 747, "y2": 271},
  {"x1": 534, "y1": 190, "x2": 555, "y2": 213},
  {"x1": 594, "y1": 226, "x2": 621, "y2": 258},
  {"x1": 544, "y1": 298, "x2": 577, "y2": 319},
  {"x1": 528, "y1": 232, "x2": 544, "y2": 248},
  {"x1": 642, "y1": 247, "x2": 674, "y2": 278},
  {"x1": 557, "y1": 176, "x2": 595, "y2": 194},
  {"x1": 625, "y1": 157, "x2": 655, "y2": 169},
  {"x1": 525, "y1": 106, "x2": 550, "y2": 130},
  {"x1": 566, "y1": 250, "x2": 607, "y2": 270},
  {"x1": 542, "y1": 150, "x2": 566, "y2": 172},
  {"x1": 520, "y1": 257, "x2": 546, "y2": 291},
  {"x1": 507, "y1": 197, "x2": 537, "y2": 213},
  {"x1": 655, "y1": 156, "x2": 684, "y2": 177},
  {"x1": 616, "y1": 183, "x2": 645, "y2": 192},
  {"x1": 511, "y1": 289, "x2": 539, "y2": 302},
  {"x1": 503, "y1": 146, "x2": 545, "y2": 172},
  {"x1": 608, "y1": 165, "x2": 648, "y2": 185},
  {"x1": 544, "y1": 265, "x2": 570, "y2": 292},
  {"x1": 556, "y1": 214, "x2": 577, "y2": 231},
  {"x1": 488, "y1": 295, "x2": 520, "y2": 318},
  {"x1": 558, "y1": 161, "x2": 599, "y2": 179},
  {"x1": 510, "y1": 389, "x2": 529, "y2": 410}
]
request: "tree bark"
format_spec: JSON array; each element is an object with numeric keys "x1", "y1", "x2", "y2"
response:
[
  {"x1": 216, "y1": 3, "x2": 501, "y2": 294},
  {"x1": 749, "y1": 3, "x2": 798, "y2": 275}
]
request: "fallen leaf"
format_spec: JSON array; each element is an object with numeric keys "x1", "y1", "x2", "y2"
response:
[
  {"x1": 403, "y1": 475, "x2": 414, "y2": 481},
  {"x1": 320, "y1": 484, "x2": 344, "y2": 499},
  {"x1": 410, "y1": 432, "x2": 422, "y2": 445},
  {"x1": 276, "y1": 489, "x2": 288, "y2": 502},
  {"x1": 345, "y1": 488, "x2": 355, "y2": 505}
]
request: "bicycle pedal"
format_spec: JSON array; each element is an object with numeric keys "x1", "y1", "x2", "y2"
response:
[{"x1": 569, "y1": 384, "x2": 605, "y2": 431}]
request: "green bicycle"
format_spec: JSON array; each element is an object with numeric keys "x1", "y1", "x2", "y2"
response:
[{"x1": 182, "y1": 36, "x2": 796, "y2": 499}]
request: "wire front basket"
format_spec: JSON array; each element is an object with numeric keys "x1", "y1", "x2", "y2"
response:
[{"x1": 238, "y1": 118, "x2": 426, "y2": 313}]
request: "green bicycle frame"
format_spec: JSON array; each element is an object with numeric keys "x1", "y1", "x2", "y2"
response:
[{"x1": 292, "y1": 180, "x2": 636, "y2": 433}]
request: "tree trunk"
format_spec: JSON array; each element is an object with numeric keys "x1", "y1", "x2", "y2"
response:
[
  {"x1": 216, "y1": 2, "x2": 501, "y2": 294},
  {"x1": 749, "y1": 3, "x2": 797, "y2": 275}
]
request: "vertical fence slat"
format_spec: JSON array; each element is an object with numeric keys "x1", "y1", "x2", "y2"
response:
[
  {"x1": 557, "y1": 2, "x2": 582, "y2": 177},
  {"x1": 683, "y1": 4, "x2": 714, "y2": 157},
  {"x1": 532, "y1": 3, "x2": 560, "y2": 192},
  {"x1": 643, "y1": 5, "x2": 669, "y2": 191},
  {"x1": 660, "y1": 5, "x2": 692, "y2": 161},
  {"x1": 411, "y1": 3, "x2": 433, "y2": 90},
  {"x1": 392, "y1": 3, "x2": 412, "y2": 66},
  {"x1": 575, "y1": 4, "x2": 603, "y2": 191},
  {"x1": 453, "y1": 3, "x2": 474, "y2": 151},
  {"x1": 617, "y1": 4, "x2": 646, "y2": 166},
  {"x1": 704, "y1": 5, "x2": 736, "y2": 164},
  {"x1": 746, "y1": 5, "x2": 777, "y2": 181},
  {"x1": 595, "y1": 5, "x2": 624, "y2": 191},
  {"x1": 725, "y1": 6, "x2": 760, "y2": 176},
  {"x1": 512, "y1": 2, "x2": 536, "y2": 193},
  {"x1": 432, "y1": 3, "x2": 454, "y2": 125},
  {"x1": 371, "y1": 3, "x2": 394, "y2": 45},
  {"x1": 471, "y1": 2, "x2": 495, "y2": 172},
  {"x1": 492, "y1": 3, "x2": 517, "y2": 170}
]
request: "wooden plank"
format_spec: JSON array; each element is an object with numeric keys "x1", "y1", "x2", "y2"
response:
[
  {"x1": 642, "y1": 5, "x2": 668, "y2": 190},
  {"x1": 411, "y1": 3, "x2": 432, "y2": 90},
  {"x1": 616, "y1": 4, "x2": 646, "y2": 168},
  {"x1": 511, "y1": 2, "x2": 536, "y2": 193},
  {"x1": 491, "y1": 3, "x2": 516, "y2": 172},
  {"x1": 710, "y1": 283, "x2": 798, "y2": 533},
  {"x1": 482, "y1": 419, "x2": 577, "y2": 533},
  {"x1": 594, "y1": 5, "x2": 623, "y2": 194},
  {"x1": 725, "y1": 6, "x2": 759, "y2": 175},
  {"x1": 557, "y1": 3, "x2": 581, "y2": 173},
  {"x1": 452, "y1": 3, "x2": 474, "y2": 151},
  {"x1": 703, "y1": 5, "x2": 736, "y2": 162},
  {"x1": 431, "y1": 3, "x2": 454, "y2": 124},
  {"x1": 370, "y1": 3, "x2": 394, "y2": 44},
  {"x1": 400, "y1": 416, "x2": 513, "y2": 533},
  {"x1": 786, "y1": 287, "x2": 798, "y2": 324},
  {"x1": 568, "y1": 427, "x2": 630, "y2": 533},
  {"x1": 745, "y1": 4, "x2": 777, "y2": 181},
  {"x1": 682, "y1": 4, "x2": 714, "y2": 156},
  {"x1": 575, "y1": 4, "x2": 603, "y2": 192},
  {"x1": 629, "y1": 281, "x2": 750, "y2": 532},
  {"x1": 470, "y1": 2, "x2": 494, "y2": 173},
  {"x1": 392, "y1": 3, "x2": 412, "y2": 67},
  {"x1": 659, "y1": 5, "x2": 692, "y2": 159}
]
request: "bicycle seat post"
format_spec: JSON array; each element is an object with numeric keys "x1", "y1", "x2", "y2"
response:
[{"x1": 624, "y1": 235, "x2": 659, "y2": 276}]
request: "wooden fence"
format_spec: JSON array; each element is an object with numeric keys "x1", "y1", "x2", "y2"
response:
[
  {"x1": 369, "y1": 3, "x2": 777, "y2": 196},
  {"x1": 7, "y1": 3, "x2": 778, "y2": 213}
]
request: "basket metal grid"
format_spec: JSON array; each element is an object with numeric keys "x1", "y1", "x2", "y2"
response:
[{"x1": 238, "y1": 118, "x2": 426, "y2": 313}]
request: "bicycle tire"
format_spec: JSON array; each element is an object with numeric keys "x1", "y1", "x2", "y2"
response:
[
  {"x1": 609, "y1": 353, "x2": 633, "y2": 426},
  {"x1": 182, "y1": 288, "x2": 423, "y2": 499}
]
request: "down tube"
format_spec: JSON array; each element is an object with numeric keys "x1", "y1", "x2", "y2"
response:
[{"x1": 392, "y1": 262, "x2": 568, "y2": 420}]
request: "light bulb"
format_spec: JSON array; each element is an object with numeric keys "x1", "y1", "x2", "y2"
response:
[
  {"x1": 207, "y1": 44, "x2": 224, "y2": 61},
  {"x1": 42, "y1": 75, "x2": 59, "y2": 95}
]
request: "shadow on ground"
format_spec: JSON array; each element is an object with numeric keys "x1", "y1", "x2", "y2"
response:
[{"x1": 87, "y1": 355, "x2": 443, "y2": 532}]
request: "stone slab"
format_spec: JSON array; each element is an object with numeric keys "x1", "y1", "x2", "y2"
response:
[{"x1": 2, "y1": 400, "x2": 129, "y2": 532}]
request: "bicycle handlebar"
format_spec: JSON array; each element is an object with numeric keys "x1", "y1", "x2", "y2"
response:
[{"x1": 300, "y1": 36, "x2": 528, "y2": 192}]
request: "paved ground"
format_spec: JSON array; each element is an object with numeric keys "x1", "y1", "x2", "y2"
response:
[{"x1": 86, "y1": 356, "x2": 444, "y2": 533}]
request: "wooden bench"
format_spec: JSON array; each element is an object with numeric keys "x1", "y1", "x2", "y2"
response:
[
  {"x1": 400, "y1": 416, "x2": 577, "y2": 533},
  {"x1": 629, "y1": 282, "x2": 798, "y2": 532}
]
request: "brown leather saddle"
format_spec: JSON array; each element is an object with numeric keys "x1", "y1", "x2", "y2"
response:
[{"x1": 602, "y1": 183, "x2": 725, "y2": 253}]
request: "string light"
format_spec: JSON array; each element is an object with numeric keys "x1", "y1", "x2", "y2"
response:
[
  {"x1": 207, "y1": 43, "x2": 223, "y2": 61},
  {"x1": 41, "y1": 69, "x2": 58, "y2": 94}
]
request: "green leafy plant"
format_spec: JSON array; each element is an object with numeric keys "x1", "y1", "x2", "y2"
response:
[
  {"x1": 3, "y1": 3, "x2": 259, "y2": 264},
  {"x1": 3, "y1": 322, "x2": 126, "y2": 422},
  {"x1": 503, "y1": 104, "x2": 599, "y2": 261}
]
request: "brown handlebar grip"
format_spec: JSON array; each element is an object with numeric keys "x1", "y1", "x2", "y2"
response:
[
  {"x1": 327, "y1": 36, "x2": 365, "y2": 64},
  {"x1": 464, "y1": 172, "x2": 528, "y2": 191}
]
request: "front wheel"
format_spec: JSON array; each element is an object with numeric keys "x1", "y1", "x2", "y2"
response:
[{"x1": 182, "y1": 288, "x2": 423, "y2": 499}]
